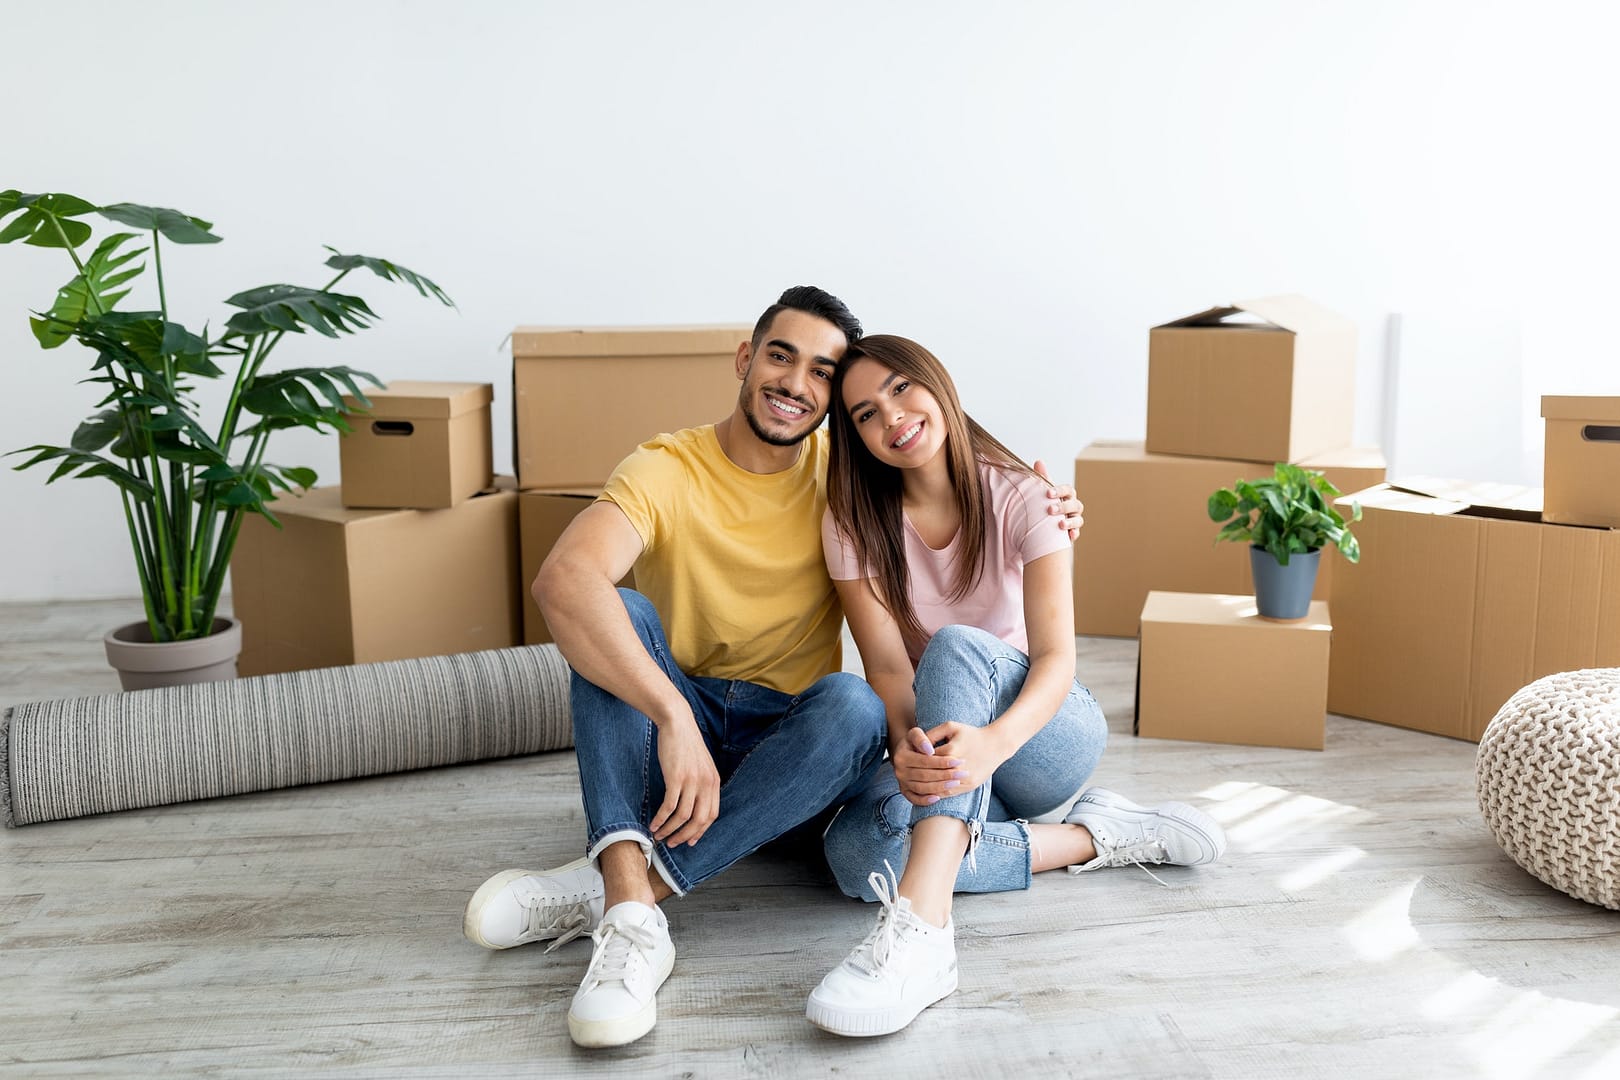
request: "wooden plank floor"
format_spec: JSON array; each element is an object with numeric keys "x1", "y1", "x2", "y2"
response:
[{"x1": 3, "y1": 598, "x2": 1619, "y2": 1077}]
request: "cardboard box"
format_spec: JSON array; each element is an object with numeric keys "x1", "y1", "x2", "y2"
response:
[
  {"x1": 512, "y1": 324, "x2": 748, "y2": 490},
  {"x1": 1136, "y1": 591, "x2": 1331, "y2": 750},
  {"x1": 1073, "y1": 440, "x2": 1386, "y2": 637},
  {"x1": 1327, "y1": 480, "x2": 1620, "y2": 742},
  {"x1": 1146, "y1": 295, "x2": 1357, "y2": 464},
  {"x1": 1542, "y1": 395, "x2": 1620, "y2": 528},
  {"x1": 339, "y1": 381, "x2": 494, "y2": 509},
  {"x1": 519, "y1": 488, "x2": 634, "y2": 645},
  {"x1": 231, "y1": 482, "x2": 521, "y2": 676}
]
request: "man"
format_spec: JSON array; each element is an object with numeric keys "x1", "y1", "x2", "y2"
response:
[{"x1": 462, "y1": 287, "x2": 1081, "y2": 1048}]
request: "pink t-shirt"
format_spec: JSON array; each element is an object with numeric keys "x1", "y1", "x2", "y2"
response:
[{"x1": 822, "y1": 461, "x2": 1070, "y2": 667}]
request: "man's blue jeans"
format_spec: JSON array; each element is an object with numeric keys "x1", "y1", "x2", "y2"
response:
[
  {"x1": 823, "y1": 624, "x2": 1108, "y2": 901},
  {"x1": 571, "y1": 589, "x2": 887, "y2": 895}
]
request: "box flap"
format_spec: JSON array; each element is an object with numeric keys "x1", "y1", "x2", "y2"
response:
[
  {"x1": 1155, "y1": 305, "x2": 1252, "y2": 330},
  {"x1": 1541, "y1": 395, "x2": 1620, "y2": 421},
  {"x1": 1233, "y1": 294, "x2": 1355, "y2": 336},
  {"x1": 511, "y1": 324, "x2": 750, "y2": 358},
  {"x1": 1344, "y1": 479, "x2": 1544, "y2": 522},
  {"x1": 1387, "y1": 476, "x2": 1543, "y2": 515},
  {"x1": 343, "y1": 381, "x2": 493, "y2": 419},
  {"x1": 1152, "y1": 295, "x2": 1352, "y2": 335}
]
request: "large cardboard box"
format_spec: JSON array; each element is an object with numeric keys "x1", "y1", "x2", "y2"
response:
[
  {"x1": 1136, "y1": 591, "x2": 1331, "y2": 750},
  {"x1": 512, "y1": 324, "x2": 748, "y2": 490},
  {"x1": 1542, "y1": 395, "x2": 1620, "y2": 528},
  {"x1": 231, "y1": 482, "x2": 522, "y2": 676},
  {"x1": 1073, "y1": 440, "x2": 1385, "y2": 637},
  {"x1": 1146, "y1": 295, "x2": 1357, "y2": 464},
  {"x1": 1327, "y1": 480, "x2": 1620, "y2": 742},
  {"x1": 339, "y1": 381, "x2": 494, "y2": 509},
  {"x1": 519, "y1": 489, "x2": 635, "y2": 645}
]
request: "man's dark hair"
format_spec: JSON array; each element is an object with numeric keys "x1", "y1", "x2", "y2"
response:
[{"x1": 751, "y1": 285, "x2": 862, "y2": 349}]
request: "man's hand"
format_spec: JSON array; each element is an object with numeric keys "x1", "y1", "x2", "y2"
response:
[
  {"x1": 1033, "y1": 459, "x2": 1084, "y2": 541},
  {"x1": 650, "y1": 715, "x2": 721, "y2": 847}
]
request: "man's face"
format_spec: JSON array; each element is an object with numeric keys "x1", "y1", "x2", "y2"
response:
[{"x1": 735, "y1": 309, "x2": 847, "y2": 447}]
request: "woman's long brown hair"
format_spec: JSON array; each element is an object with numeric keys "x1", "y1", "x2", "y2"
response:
[{"x1": 826, "y1": 334, "x2": 1036, "y2": 646}]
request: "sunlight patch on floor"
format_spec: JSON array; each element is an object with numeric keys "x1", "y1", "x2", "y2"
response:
[
  {"x1": 1278, "y1": 846, "x2": 1366, "y2": 892},
  {"x1": 1341, "y1": 879, "x2": 1421, "y2": 961}
]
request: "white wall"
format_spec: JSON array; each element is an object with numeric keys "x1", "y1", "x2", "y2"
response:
[{"x1": 3, "y1": 0, "x2": 1616, "y2": 601}]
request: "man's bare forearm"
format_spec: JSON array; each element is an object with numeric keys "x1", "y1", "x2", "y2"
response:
[{"x1": 536, "y1": 560, "x2": 691, "y2": 731}]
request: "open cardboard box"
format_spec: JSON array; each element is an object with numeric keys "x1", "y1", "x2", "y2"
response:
[
  {"x1": 1146, "y1": 295, "x2": 1357, "y2": 464},
  {"x1": 1327, "y1": 478, "x2": 1620, "y2": 741}
]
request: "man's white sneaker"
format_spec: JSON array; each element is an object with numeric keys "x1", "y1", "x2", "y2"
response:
[
  {"x1": 806, "y1": 866, "x2": 958, "y2": 1037},
  {"x1": 567, "y1": 901, "x2": 676, "y2": 1048},
  {"x1": 1066, "y1": 788, "x2": 1226, "y2": 880},
  {"x1": 463, "y1": 857, "x2": 604, "y2": 951}
]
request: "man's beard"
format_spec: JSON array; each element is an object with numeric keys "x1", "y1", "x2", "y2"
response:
[{"x1": 741, "y1": 391, "x2": 818, "y2": 447}]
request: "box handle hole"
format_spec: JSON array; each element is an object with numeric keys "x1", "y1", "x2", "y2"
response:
[
  {"x1": 372, "y1": 421, "x2": 415, "y2": 437},
  {"x1": 1581, "y1": 424, "x2": 1620, "y2": 443}
]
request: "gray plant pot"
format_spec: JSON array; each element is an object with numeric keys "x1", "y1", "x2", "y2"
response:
[
  {"x1": 1249, "y1": 546, "x2": 1321, "y2": 621},
  {"x1": 104, "y1": 616, "x2": 243, "y2": 691}
]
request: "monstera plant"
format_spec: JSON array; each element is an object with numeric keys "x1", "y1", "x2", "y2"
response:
[{"x1": 1, "y1": 190, "x2": 453, "y2": 682}]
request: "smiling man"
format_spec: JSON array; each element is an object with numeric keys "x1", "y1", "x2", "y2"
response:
[{"x1": 461, "y1": 287, "x2": 1080, "y2": 1049}]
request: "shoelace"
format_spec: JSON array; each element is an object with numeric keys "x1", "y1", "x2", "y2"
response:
[
  {"x1": 849, "y1": 861, "x2": 906, "y2": 977},
  {"x1": 517, "y1": 889, "x2": 594, "y2": 953},
  {"x1": 580, "y1": 919, "x2": 662, "y2": 993},
  {"x1": 1069, "y1": 836, "x2": 1172, "y2": 887}
]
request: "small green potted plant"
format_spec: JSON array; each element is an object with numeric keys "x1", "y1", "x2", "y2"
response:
[
  {"x1": 1207, "y1": 462, "x2": 1362, "y2": 620},
  {"x1": 2, "y1": 190, "x2": 453, "y2": 688}
]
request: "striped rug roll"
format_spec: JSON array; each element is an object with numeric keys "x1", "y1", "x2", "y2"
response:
[{"x1": 1, "y1": 644, "x2": 574, "y2": 827}]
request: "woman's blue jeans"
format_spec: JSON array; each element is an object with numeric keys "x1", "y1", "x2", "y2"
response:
[
  {"x1": 823, "y1": 624, "x2": 1108, "y2": 901},
  {"x1": 570, "y1": 589, "x2": 888, "y2": 895}
]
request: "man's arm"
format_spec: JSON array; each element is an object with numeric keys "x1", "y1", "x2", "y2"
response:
[{"x1": 535, "y1": 502, "x2": 720, "y2": 846}]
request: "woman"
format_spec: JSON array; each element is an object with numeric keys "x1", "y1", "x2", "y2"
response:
[{"x1": 807, "y1": 335, "x2": 1226, "y2": 1038}]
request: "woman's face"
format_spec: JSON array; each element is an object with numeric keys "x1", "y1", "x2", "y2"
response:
[{"x1": 840, "y1": 357, "x2": 947, "y2": 470}]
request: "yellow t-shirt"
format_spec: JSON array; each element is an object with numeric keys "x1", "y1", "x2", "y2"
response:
[{"x1": 598, "y1": 425, "x2": 841, "y2": 695}]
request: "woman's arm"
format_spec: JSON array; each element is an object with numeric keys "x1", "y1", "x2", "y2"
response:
[
  {"x1": 835, "y1": 577, "x2": 962, "y2": 805},
  {"x1": 929, "y1": 547, "x2": 1077, "y2": 791}
]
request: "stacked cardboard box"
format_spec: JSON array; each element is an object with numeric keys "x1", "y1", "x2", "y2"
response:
[
  {"x1": 1077, "y1": 296, "x2": 1378, "y2": 642},
  {"x1": 1086, "y1": 295, "x2": 1371, "y2": 747},
  {"x1": 1075, "y1": 440, "x2": 1384, "y2": 638},
  {"x1": 232, "y1": 381, "x2": 522, "y2": 676},
  {"x1": 511, "y1": 325, "x2": 748, "y2": 643}
]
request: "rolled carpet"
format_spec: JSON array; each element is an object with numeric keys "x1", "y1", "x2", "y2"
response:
[{"x1": 2, "y1": 644, "x2": 573, "y2": 827}]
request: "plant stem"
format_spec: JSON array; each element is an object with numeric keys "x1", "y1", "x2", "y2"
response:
[{"x1": 120, "y1": 490, "x2": 160, "y2": 641}]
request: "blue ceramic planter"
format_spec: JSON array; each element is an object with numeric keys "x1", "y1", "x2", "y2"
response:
[{"x1": 1250, "y1": 546, "x2": 1321, "y2": 620}]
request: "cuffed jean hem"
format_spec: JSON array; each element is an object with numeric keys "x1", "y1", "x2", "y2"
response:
[{"x1": 585, "y1": 825, "x2": 688, "y2": 898}]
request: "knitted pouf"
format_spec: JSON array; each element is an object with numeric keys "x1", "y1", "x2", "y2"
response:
[{"x1": 1476, "y1": 669, "x2": 1620, "y2": 910}]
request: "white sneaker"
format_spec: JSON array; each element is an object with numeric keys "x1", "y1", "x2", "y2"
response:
[
  {"x1": 463, "y1": 857, "x2": 604, "y2": 951},
  {"x1": 1066, "y1": 788, "x2": 1226, "y2": 881},
  {"x1": 806, "y1": 866, "x2": 958, "y2": 1037},
  {"x1": 567, "y1": 901, "x2": 676, "y2": 1048}
]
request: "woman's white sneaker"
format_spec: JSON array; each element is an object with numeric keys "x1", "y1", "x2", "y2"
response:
[
  {"x1": 1066, "y1": 788, "x2": 1227, "y2": 879},
  {"x1": 806, "y1": 868, "x2": 958, "y2": 1037},
  {"x1": 568, "y1": 901, "x2": 676, "y2": 1048},
  {"x1": 463, "y1": 858, "x2": 604, "y2": 950}
]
